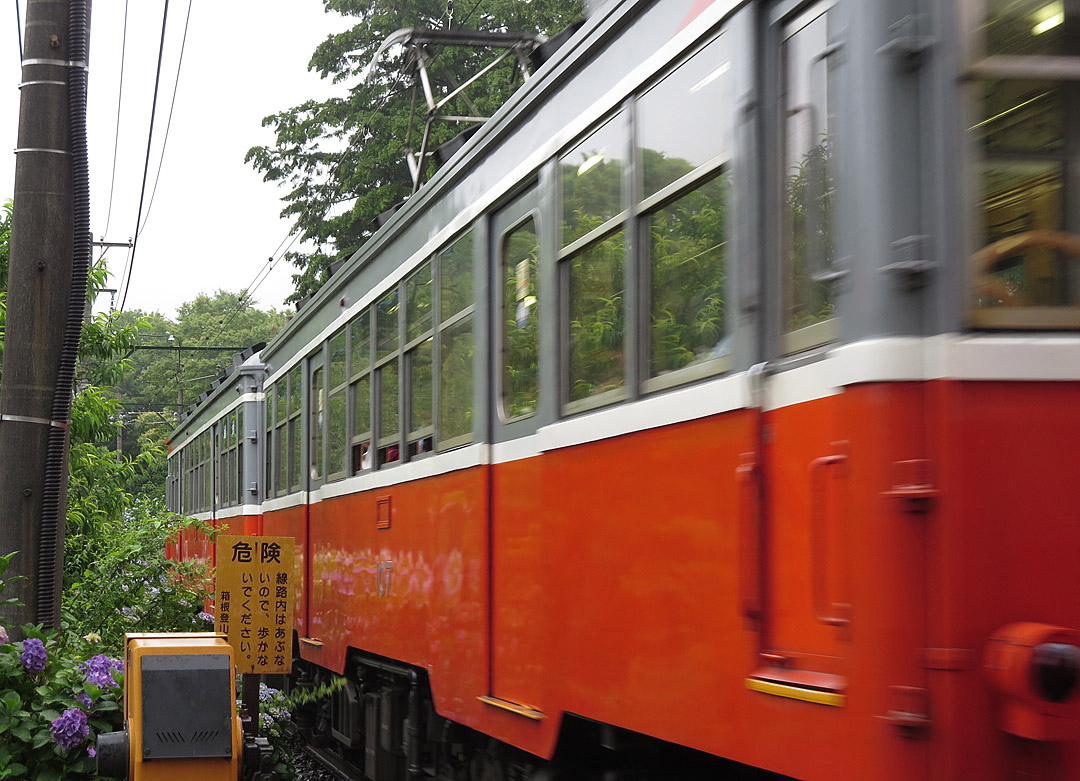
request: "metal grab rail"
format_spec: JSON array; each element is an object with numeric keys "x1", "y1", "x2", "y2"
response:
[{"x1": 809, "y1": 447, "x2": 851, "y2": 627}]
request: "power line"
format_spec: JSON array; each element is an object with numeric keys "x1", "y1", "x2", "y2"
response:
[
  {"x1": 99, "y1": 0, "x2": 131, "y2": 239},
  {"x1": 118, "y1": 0, "x2": 171, "y2": 312},
  {"x1": 14, "y1": 0, "x2": 22, "y2": 61},
  {"x1": 137, "y1": 0, "x2": 193, "y2": 238}
]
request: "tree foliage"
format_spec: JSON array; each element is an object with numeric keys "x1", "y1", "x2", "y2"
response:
[
  {"x1": 114, "y1": 291, "x2": 286, "y2": 500},
  {"x1": 247, "y1": 0, "x2": 585, "y2": 303}
]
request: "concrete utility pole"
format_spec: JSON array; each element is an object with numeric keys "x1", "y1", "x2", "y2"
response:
[{"x1": 0, "y1": 0, "x2": 89, "y2": 632}]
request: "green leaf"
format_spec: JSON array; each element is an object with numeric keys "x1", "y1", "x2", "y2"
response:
[
  {"x1": 9, "y1": 723, "x2": 30, "y2": 743},
  {"x1": 39, "y1": 709, "x2": 60, "y2": 722}
]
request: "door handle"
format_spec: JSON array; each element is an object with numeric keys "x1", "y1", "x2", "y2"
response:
[
  {"x1": 736, "y1": 453, "x2": 762, "y2": 622},
  {"x1": 809, "y1": 446, "x2": 850, "y2": 627}
]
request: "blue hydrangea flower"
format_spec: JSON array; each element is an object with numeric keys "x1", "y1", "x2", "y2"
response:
[
  {"x1": 50, "y1": 708, "x2": 89, "y2": 750},
  {"x1": 81, "y1": 654, "x2": 122, "y2": 689},
  {"x1": 19, "y1": 638, "x2": 46, "y2": 674}
]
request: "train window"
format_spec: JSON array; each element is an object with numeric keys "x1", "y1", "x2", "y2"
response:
[
  {"x1": 638, "y1": 33, "x2": 732, "y2": 199},
  {"x1": 349, "y1": 310, "x2": 372, "y2": 472},
  {"x1": 310, "y1": 363, "x2": 324, "y2": 482},
  {"x1": 287, "y1": 364, "x2": 302, "y2": 493},
  {"x1": 567, "y1": 232, "x2": 627, "y2": 407},
  {"x1": 378, "y1": 358, "x2": 400, "y2": 464},
  {"x1": 376, "y1": 289, "x2": 399, "y2": 359},
  {"x1": 328, "y1": 330, "x2": 348, "y2": 480},
  {"x1": 406, "y1": 264, "x2": 433, "y2": 342},
  {"x1": 438, "y1": 232, "x2": 474, "y2": 450},
  {"x1": 375, "y1": 287, "x2": 402, "y2": 466},
  {"x1": 236, "y1": 410, "x2": 244, "y2": 505},
  {"x1": 440, "y1": 232, "x2": 474, "y2": 321},
  {"x1": 501, "y1": 217, "x2": 540, "y2": 420},
  {"x1": 646, "y1": 177, "x2": 731, "y2": 384},
  {"x1": 968, "y1": 0, "x2": 1080, "y2": 327},
  {"x1": 406, "y1": 262, "x2": 435, "y2": 457},
  {"x1": 265, "y1": 384, "x2": 274, "y2": 497},
  {"x1": 408, "y1": 338, "x2": 434, "y2": 457},
  {"x1": 637, "y1": 32, "x2": 732, "y2": 389},
  {"x1": 780, "y1": 2, "x2": 840, "y2": 353},
  {"x1": 561, "y1": 113, "x2": 628, "y2": 247}
]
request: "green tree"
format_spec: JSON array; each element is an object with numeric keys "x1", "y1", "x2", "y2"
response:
[
  {"x1": 247, "y1": 0, "x2": 584, "y2": 303},
  {"x1": 114, "y1": 291, "x2": 286, "y2": 500}
]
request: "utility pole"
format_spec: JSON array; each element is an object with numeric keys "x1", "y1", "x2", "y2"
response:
[{"x1": 0, "y1": 0, "x2": 90, "y2": 632}]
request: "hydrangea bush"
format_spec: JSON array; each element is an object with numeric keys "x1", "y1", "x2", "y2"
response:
[{"x1": 0, "y1": 622, "x2": 123, "y2": 780}]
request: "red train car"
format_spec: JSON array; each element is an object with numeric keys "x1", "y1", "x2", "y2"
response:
[{"x1": 169, "y1": 1, "x2": 1080, "y2": 778}]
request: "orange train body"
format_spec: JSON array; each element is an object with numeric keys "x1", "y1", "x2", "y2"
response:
[{"x1": 243, "y1": 378, "x2": 1080, "y2": 779}]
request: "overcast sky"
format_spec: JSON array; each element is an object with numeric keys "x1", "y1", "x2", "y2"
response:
[{"x1": 2, "y1": 0, "x2": 351, "y2": 318}]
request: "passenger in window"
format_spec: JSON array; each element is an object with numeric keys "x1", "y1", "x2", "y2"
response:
[{"x1": 360, "y1": 442, "x2": 372, "y2": 470}]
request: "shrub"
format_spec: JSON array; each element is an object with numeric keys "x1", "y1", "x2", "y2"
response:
[{"x1": 0, "y1": 623, "x2": 123, "y2": 780}]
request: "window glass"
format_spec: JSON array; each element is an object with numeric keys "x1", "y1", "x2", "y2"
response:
[
  {"x1": 781, "y1": 4, "x2": 838, "y2": 345},
  {"x1": 649, "y1": 175, "x2": 729, "y2": 377},
  {"x1": 288, "y1": 366, "x2": 302, "y2": 414},
  {"x1": 311, "y1": 366, "x2": 324, "y2": 481},
  {"x1": 351, "y1": 375, "x2": 371, "y2": 471},
  {"x1": 409, "y1": 339, "x2": 433, "y2": 432},
  {"x1": 568, "y1": 231, "x2": 626, "y2": 402},
  {"x1": 440, "y1": 232, "x2": 474, "y2": 322},
  {"x1": 439, "y1": 319, "x2": 473, "y2": 444},
  {"x1": 406, "y1": 263, "x2": 433, "y2": 342},
  {"x1": 502, "y1": 218, "x2": 540, "y2": 419},
  {"x1": 377, "y1": 289, "x2": 399, "y2": 359},
  {"x1": 378, "y1": 358, "x2": 400, "y2": 466},
  {"x1": 969, "y1": 3, "x2": 1079, "y2": 324},
  {"x1": 561, "y1": 114, "x2": 626, "y2": 245},
  {"x1": 350, "y1": 312, "x2": 371, "y2": 375},
  {"x1": 379, "y1": 359, "x2": 399, "y2": 444},
  {"x1": 981, "y1": 0, "x2": 1066, "y2": 57},
  {"x1": 289, "y1": 418, "x2": 300, "y2": 492},
  {"x1": 328, "y1": 391, "x2": 346, "y2": 477},
  {"x1": 330, "y1": 331, "x2": 347, "y2": 389},
  {"x1": 638, "y1": 33, "x2": 732, "y2": 198}
]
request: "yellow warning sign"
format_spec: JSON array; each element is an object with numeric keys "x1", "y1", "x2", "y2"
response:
[{"x1": 215, "y1": 535, "x2": 295, "y2": 675}]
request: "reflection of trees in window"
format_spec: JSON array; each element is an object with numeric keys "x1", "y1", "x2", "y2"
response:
[
  {"x1": 287, "y1": 365, "x2": 302, "y2": 492},
  {"x1": 310, "y1": 364, "x2": 324, "y2": 481},
  {"x1": 327, "y1": 330, "x2": 347, "y2": 479},
  {"x1": 503, "y1": 219, "x2": 540, "y2": 419},
  {"x1": 784, "y1": 135, "x2": 835, "y2": 331},
  {"x1": 562, "y1": 115, "x2": 625, "y2": 246},
  {"x1": 440, "y1": 319, "x2": 473, "y2": 443},
  {"x1": 649, "y1": 172, "x2": 728, "y2": 376},
  {"x1": 438, "y1": 233, "x2": 474, "y2": 448},
  {"x1": 569, "y1": 232, "x2": 625, "y2": 402},
  {"x1": 349, "y1": 311, "x2": 371, "y2": 472}
]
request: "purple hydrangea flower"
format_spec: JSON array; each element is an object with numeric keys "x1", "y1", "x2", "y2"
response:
[
  {"x1": 19, "y1": 638, "x2": 46, "y2": 674},
  {"x1": 75, "y1": 691, "x2": 93, "y2": 709},
  {"x1": 0, "y1": 625, "x2": 8, "y2": 644},
  {"x1": 88, "y1": 746, "x2": 97, "y2": 758},
  {"x1": 81, "y1": 654, "x2": 122, "y2": 689},
  {"x1": 50, "y1": 708, "x2": 89, "y2": 750}
]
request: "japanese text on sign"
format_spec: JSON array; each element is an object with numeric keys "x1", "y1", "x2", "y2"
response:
[{"x1": 215, "y1": 535, "x2": 295, "y2": 675}]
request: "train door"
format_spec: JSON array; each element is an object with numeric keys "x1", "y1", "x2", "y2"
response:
[
  {"x1": 486, "y1": 183, "x2": 547, "y2": 714},
  {"x1": 750, "y1": 0, "x2": 851, "y2": 697}
]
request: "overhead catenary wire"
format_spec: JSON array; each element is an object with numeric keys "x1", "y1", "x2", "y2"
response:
[
  {"x1": 118, "y1": 0, "x2": 171, "y2": 312},
  {"x1": 136, "y1": 0, "x2": 193, "y2": 238},
  {"x1": 99, "y1": 0, "x2": 130, "y2": 240},
  {"x1": 14, "y1": 0, "x2": 22, "y2": 61}
]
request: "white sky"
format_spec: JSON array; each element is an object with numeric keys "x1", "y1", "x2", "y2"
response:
[{"x1": 2, "y1": 0, "x2": 351, "y2": 317}]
